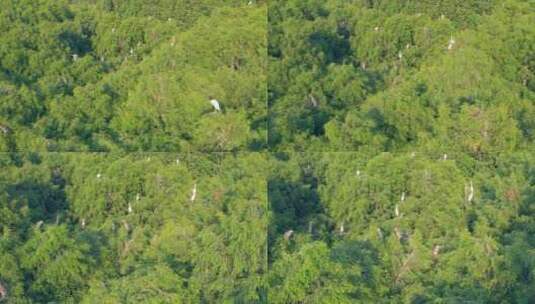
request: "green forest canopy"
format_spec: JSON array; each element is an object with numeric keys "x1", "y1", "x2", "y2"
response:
[
  {"x1": 0, "y1": 152, "x2": 268, "y2": 303},
  {"x1": 268, "y1": 151, "x2": 535, "y2": 303},
  {"x1": 0, "y1": 0, "x2": 266, "y2": 152},
  {"x1": 268, "y1": 0, "x2": 534, "y2": 153},
  {"x1": 0, "y1": 0, "x2": 534, "y2": 303}
]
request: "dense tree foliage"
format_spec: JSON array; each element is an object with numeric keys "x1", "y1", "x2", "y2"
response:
[
  {"x1": 1, "y1": 0, "x2": 534, "y2": 303},
  {"x1": 0, "y1": 0, "x2": 266, "y2": 152},
  {"x1": 268, "y1": 152, "x2": 535, "y2": 303},
  {"x1": 267, "y1": 1, "x2": 535, "y2": 303},
  {"x1": 269, "y1": 0, "x2": 534, "y2": 153},
  {"x1": 0, "y1": 153, "x2": 267, "y2": 302}
]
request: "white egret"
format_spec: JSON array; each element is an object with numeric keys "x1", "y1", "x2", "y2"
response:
[
  {"x1": 81, "y1": 218, "x2": 86, "y2": 229},
  {"x1": 72, "y1": 54, "x2": 78, "y2": 61},
  {"x1": 190, "y1": 183, "x2": 197, "y2": 202},
  {"x1": 0, "y1": 124, "x2": 11, "y2": 134},
  {"x1": 447, "y1": 36, "x2": 455, "y2": 50},
  {"x1": 123, "y1": 220, "x2": 131, "y2": 232},
  {"x1": 394, "y1": 227, "x2": 402, "y2": 240},
  {"x1": 136, "y1": 193, "x2": 140, "y2": 201},
  {"x1": 467, "y1": 180, "x2": 474, "y2": 202},
  {"x1": 0, "y1": 281, "x2": 6, "y2": 301},
  {"x1": 209, "y1": 97, "x2": 221, "y2": 112},
  {"x1": 308, "y1": 94, "x2": 318, "y2": 108},
  {"x1": 284, "y1": 229, "x2": 293, "y2": 240},
  {"x1": 128, "y1": 202, "x2": 132, "y2": 214},
  {"x1": 432, "y1": 244, "x2": 442, "y2": 257},
  {"x1": 395, "y1": 204, "x2": 400, "y2": 217},
  {"x1": 339, "y1": 221, "x2": 345, "y2": 234},
  {"x1": 401, "y1": 192, "x2": 406, "y2": 202},
  {"x1": 96, "y1": 173, "x2": 101, "y2": 179}
]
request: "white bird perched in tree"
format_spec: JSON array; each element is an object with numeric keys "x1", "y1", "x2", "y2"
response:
[
  {"x1": 176, "y1": 158, "x2": 180, "y2": 165},
  {"x1": 447, "y1": 36, "x2": 455, "y2": 50},
  {"x1": 72, "y1": 54, "x2": 78, "y2": 61},
  {"x1": 443, "y1": 153, "x2": 448, "y2": 160},
  {"x1": 394, "y1": 227, "x2": 402, "y2": 240},
  {"x1": 432, "y1": 244, "x2": 442, "y2": 257},
  {"x1": 190, "y1": 183, "x2": 197, "y2": 202},
  {"x1": 374, "y1": 26, "x2": 379, "y2": 31},
  {"x1": 209, "y1": 97, "x2": 221, "y2": 112},
  {"x1": 356, "y1": 170, "x2": 361, "y2": 177},
  {"x1": 308, "y1": 94, "x2": 318, "y2": 108},
  {"x1": 0, "y1": 281, "x2": 7, "y2": 301},
  {"x1": 122, "y1": 220, "x2": 131, "y2": 232},
  {"x1": 35, "y1": 220, "x2": 44, "y2": 229},
  {"x1": 81, "y1": 218, "x2": 86, "y2": 229},
  {"x1": 398, "y1": 51, "x2": 403, "y2": 60},
  {"x1": 284, "y1": 229, "x2": 294, "y2": 241},
  {"x1": 377, "y1": 227, "x2": 383, "y2": 239},
  {"x1": 128, "y1": 202, "x2": 132, "y2": 214},
  {"x1": 467, "y1": 180, "x2": 474, "y2": 202},
  {"x1": 395, "y1": 204, "x2": 400, "y2": 217},
  {"x1": 0, "y1": 124, "x2": 11, "y2": 134},
  {"x1": 96, "y1": 173, "x2": 101, "y2": 179},
  {"x1": 339, "y1": 221, "x2": 345, "y2": 234},
  {"x1": 401, "y1": 192, "x2": 406, "y2": 202},
  {"x1": 136, "y1": 193, "x2": 140, "y2": 201}
]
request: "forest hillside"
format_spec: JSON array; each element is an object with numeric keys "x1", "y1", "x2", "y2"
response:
[
  {"x1": 0, "y1": 0, "x2": 534, "y2": 303},
  {"x1": 0, "y1": 0, "x2": 266, "y2": 152}
]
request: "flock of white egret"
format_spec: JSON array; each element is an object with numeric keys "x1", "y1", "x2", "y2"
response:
[{"x1": 283, "y1": 152, "x2": 475, "y2": 260}]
